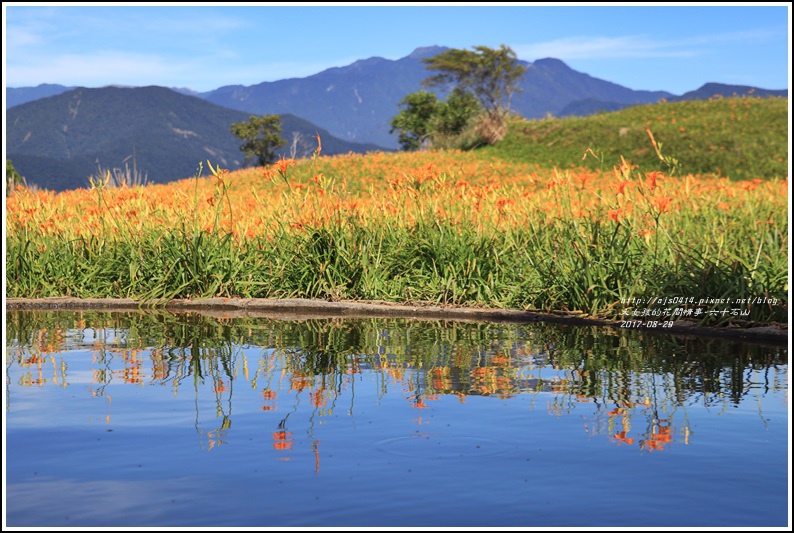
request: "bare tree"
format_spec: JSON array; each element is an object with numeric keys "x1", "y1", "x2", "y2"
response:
[{"x1": 289, "y1": 131, "x2": 303, "y2": 159}]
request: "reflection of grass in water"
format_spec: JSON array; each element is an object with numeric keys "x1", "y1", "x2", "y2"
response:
[{"x1": 6, "y1": 310, "x2": 787, "y2": 454}]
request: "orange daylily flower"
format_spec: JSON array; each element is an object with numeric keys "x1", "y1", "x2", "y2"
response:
[
  {"x1": 314, "y1": 133, "x2": 322, "y2": 157},
  {"x1": 275, "y1": 157, "x2": 297, "y2": 175},
  {"x1": 646, "y1": 171, "x2": 660, "y2": 191},
  {"x1": 652, "y1": 195, "x2": 673, "y2": 213}
]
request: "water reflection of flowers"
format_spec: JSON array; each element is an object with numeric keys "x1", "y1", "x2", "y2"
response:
[
  {"x1": 273, "y1": 430, "x2": 294, "y2": 451},
  {"x1": 262, "y1": 388, "x2": 277, "y2": 411},
  {"x1": 640, "y1": 420, "x2": 673, "y2": 452}
]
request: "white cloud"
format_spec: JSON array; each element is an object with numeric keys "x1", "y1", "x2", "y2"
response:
[
  {"x1": 5, "y1": 6, "x2": 82, "y2": 50},
  {"x1": 4, "y1": 6, "x2": 339, "y2": 90},
  {"x1": 6, "y1": 26, "x2": 46, "y2": 48},
  {"x1": 7, "y1": 51, "x2": 179, "y2": 87},
  {"x1": 686, "y1": 27, "x2": 779, "y2": 45},
  {"x1": 5, "y1": 6, "x2": 254, "y2": 60},
  {"x1": 515, "y1": 35, "x2": 695, "y2": 61},
  {"x1": 514, "y1": 28, "x2": 780, "y2": 61},
  {"x1": 5, "y1": 48, "x2": 367, "y2": 91}
]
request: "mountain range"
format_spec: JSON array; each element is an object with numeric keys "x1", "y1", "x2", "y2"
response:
[
  {"x1": 6, "y1": 45, "x2": 787, "y2": 191},
  {"x1": 170, "y1": 47, "x2": 679, "y2": 149},
  {"x1": 6, "y1": 86, "x2": 383, "y2": 191}
]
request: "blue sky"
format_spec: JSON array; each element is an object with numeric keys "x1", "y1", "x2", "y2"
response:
[{"x1": 3, "y1": 3, "x2": 791, "y2": 95}]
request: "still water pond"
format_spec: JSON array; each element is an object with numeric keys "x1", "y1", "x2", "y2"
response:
[{"x1": 5, "y1": 310, "x2": 789, "y2": 527}]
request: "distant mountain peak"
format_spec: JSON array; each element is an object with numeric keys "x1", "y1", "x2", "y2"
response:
[
  {"x1": 696, "y1": 82, "x2": 771, "y2": 93},
  {"x1": 348, "y1": 56, "x2": 387, "y2": 68},
  {"x1": 699, "y1": 82, "x2": 744, "y2": 90},
  {"x1": 408, "y1": 45, "x2": 448, "y2": 59},
  {"x1": 533, "y1": 57, "x2": 571, "y2": 69},
  {"x1": 673, "y1": 82, "x2": 787, "y2": 102}
]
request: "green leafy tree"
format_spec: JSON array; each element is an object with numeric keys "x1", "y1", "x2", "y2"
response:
[
  {"x1": 389, "y1": 91, "x2": 440, "y2": 151},
  {"x1": 422, "y1": 44, "x2": 527, "y2": 141},
  {"x1": 390, "y1": 89, "x2": 483, "y2": 151},
  {"x1": 230, "y1": 115, "x2": 288, "y2": 167},
  {"x1": 432, "y1": 88, "x2": 482, "y2": 137}
]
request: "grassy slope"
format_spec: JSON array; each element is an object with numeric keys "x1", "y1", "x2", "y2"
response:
[{"x1": 479, "y1": 96, "x2": 788, "y2": 181}]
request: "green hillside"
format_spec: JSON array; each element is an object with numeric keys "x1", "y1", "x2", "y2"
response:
[{"x1": 481, "y1": 96, "x2": 788, "y2": 180}]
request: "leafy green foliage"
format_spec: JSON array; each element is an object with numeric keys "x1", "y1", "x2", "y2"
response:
[
  {"x1": 482, "y1": 96, "x2": 788, "y2": 180},
  {"x1": 230, "y1": 115, "x2": 289, "y2": 167},
  {"x1": 393, "y1": 44, "x2": 528, "y2": 148},
  {"x1": 389, "y1": 91, "x2": 439, "y2": 151},
  {"x1": 432, "y1": 89, "x2": 482, "y2": 137},
  {"x1": 422, "y1": 45, "x2": 527, "y2": 127},
  {"x1": 390, "y1": 89, "x2": 483, "y2": 151}
]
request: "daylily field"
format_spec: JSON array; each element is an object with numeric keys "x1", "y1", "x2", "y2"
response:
[{"x1": 5, "y1": 139, "x2": 789, "y2": 325}]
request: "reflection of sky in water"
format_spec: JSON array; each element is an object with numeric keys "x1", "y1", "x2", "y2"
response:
[
  {"x1": 8, "y1": 477, "x2": 209, "y2": 527},
  {"x1": 5, "y1": 313, "x2": 788, "y2": 527}
]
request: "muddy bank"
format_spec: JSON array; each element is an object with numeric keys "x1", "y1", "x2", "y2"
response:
[{"x1": 6, "y1": 297, "x2": 788, "y2": 346}]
